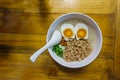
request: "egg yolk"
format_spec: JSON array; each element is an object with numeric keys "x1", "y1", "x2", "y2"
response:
[
  {"x1": 77, "y1": 28, "x2": 87, "y2": 38},
  {"x1": 63, "y1": 28, "x2": 73, "y2": 38}
]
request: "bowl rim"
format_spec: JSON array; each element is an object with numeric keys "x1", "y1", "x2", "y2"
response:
[{"x1": 46, "y1": 12, "x2": 102, "y2": 68}]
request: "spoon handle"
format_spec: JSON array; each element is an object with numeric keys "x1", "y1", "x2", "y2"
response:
[
  {"x1": 30, "y1": 30, "x2": 62, "y2": 62},
  {"x1": 30, "y1": 44, "x2": 49, "y2": 62}
]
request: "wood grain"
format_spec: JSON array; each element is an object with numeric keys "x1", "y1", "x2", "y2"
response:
[
  {"x1": 115, "y1": 0, "x2": 120, "y2": 78},
  {"x1": 0, "y1": 12, "x2": 116, "y2": 36},
  {"x1": 0, "y1": 0, "x2": 116, "y2": 14},
  {"x1": 0, "y1": 33, "x2": 114, "y2": 59},
  {"x1": 0, "y1": 0, "x2": 119, "y2": 80},
  {"x1": 0, "y1": 53, "x2": 113, "y2": 80}
]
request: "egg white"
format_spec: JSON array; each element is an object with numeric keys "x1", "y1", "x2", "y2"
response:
[
  {"x1": 60, "y1": 23, "x2": 75, "y2": 41},
  {"x1": 75, "y1": 23, "x2": 88, "y2": 40}
]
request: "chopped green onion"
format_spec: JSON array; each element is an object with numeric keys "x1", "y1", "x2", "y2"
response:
[{"x1": 52, "y1": 44, "x2": 63, "y2": 57}]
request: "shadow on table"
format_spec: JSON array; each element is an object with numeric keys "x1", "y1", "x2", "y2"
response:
[
  {"x1": 38, "y1": 0, "x2": 51, "y2": 34},
  {"x1": 54, "y1": 61, "x2": 88, "y2": 73},
  {"x1": 45, "y1": 59, "x2": 89, "y2": 76},
  {"x1": 39, "y1": 0, "x2": 51, "y2": 21},
  {"x1": 0, "y1": 44, "x2": 12, "y2": 54}
]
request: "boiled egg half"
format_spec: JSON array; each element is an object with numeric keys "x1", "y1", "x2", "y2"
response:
[
  {"x1": 75, "y1": 23, "x2": 88, "y2": 40},
  {"x1": 60, "y1": 23, "x2": 75, "y2": 41}
]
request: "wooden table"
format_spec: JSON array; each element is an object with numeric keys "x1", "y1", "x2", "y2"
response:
[{"x1": 0, "y1": 0, "x2": 120, "y2": 80}]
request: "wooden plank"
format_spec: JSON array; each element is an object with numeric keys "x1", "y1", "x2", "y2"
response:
[
  {"x1": 0, "y1": 53, "x2": 113, "y2": 69},
  {"x1": 0, "y1": 13, "x2": 116, "y2": 36},
  {"x1": 0, "y1": 73, "x2": 108, "y2": 80},
  {"x1": 22, "y1": 73, "x2": 108, "y2": 80},
  {"x1": 0, "y1": 53, "x2": 113, "y2": 80},
  {"x1": 0, "y1": 0, "x2": 116, "y2": 14},
  {"x1": 0, "y1": 33, "x2": 114, "y2": 48},
  {"x1": 114, "y1": 0, "x2": 120, "y2": 79},
  {"x1": 0, "y1": 33, "x2": 46, "y2": 50},
  {"x1": 0, "y1": 33, "x2": 114, "y2": 59},
  {"x1": 0, "y1": 12, "x2": 54, "y2": 35}
]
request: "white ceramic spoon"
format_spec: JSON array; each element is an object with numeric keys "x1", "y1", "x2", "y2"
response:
[{"x1": 30, "y1": 30, "x2": 62, "y2": 62}]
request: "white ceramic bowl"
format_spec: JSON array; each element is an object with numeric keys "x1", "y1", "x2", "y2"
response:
[{"x1": 46, "y1": 13, "x2": 102, "y2": 68}]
